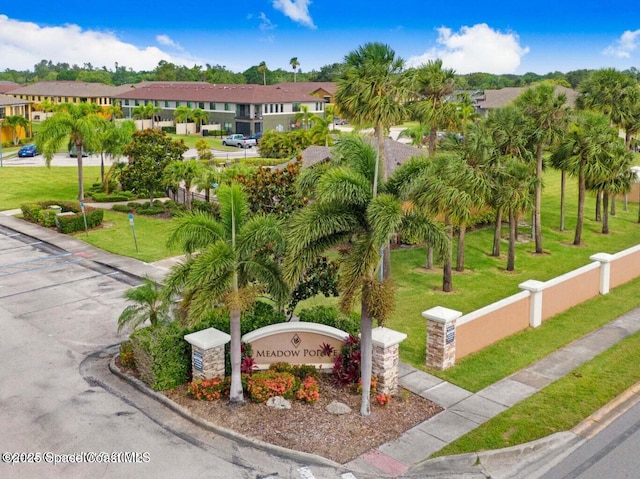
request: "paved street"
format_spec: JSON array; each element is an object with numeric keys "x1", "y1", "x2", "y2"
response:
[{"x1": 0, "y1": 223, "x2": 361, "y2": 479}]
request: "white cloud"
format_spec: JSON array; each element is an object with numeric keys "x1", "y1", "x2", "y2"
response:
[
  {"x1": 407, "y1": 24, "x2": 529, "y2": 74},
  {"x1": 272, "y1": 0, "x2": 316, "y2": 29},
  {"x1": 0, "y1": 15, "x2": 200, "y2": 71},
  {"x1": 156, "y1": 34, "x2": 183, "y2": 51},
  {"x1": 258, "y1": 12, "x2": 276, "y2": 32},
  {"x1": 604, "y1": 30, "x2": 640, "y2": 59}
]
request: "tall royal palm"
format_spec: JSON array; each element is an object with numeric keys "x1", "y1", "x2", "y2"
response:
[
  {"x1": 164, "y1": 183, "x2": 287, "y2": 403},
  {"x1": 335, "y1": 42, "x2": 408, "y2": 280},
  {"x1": 515, "y1": 84, "x2": 569, "y2": 254},
  {"x1": 36, "y1": 102, "x2": 107, "y2": 200}
]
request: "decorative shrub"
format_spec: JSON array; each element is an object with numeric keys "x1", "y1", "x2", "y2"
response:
[
  {"x1": 20, "y1": 201, "x2": 103, "y2": 234},
  {"x1": 20, "y1": 203, "x2": 43, "y2": 222},
  {"x1": 119, "y1": 340, "x2": 135, "y2": 368},
  {"x1": 375, "y1": 393, "x2": 392, "y2": 406},
  {"x1": 188, "y1": 377, "x2": 229, "y2": 401},
  {"x1": 90, "y1": 192, "x2": 135, "y2": 202},
  {"x1": 296, "y1": 376, "x2": 320, "y2": 403},
  {"x1": 40, "y1": 209, "x2": 58, "y2": 227},
  {"x1": 57, "y1": 209, "x2": 104, "y2": 234},
  {"x1": 247, "y1": 371, "x2": 296, "y2": 403},
  {"x1": 129, "y1": 322, "x2": 190, "y2": 391},
  {"x1": 356, "y1": 376, "x2": 378, "y2": 395},
  {"x1": 332, "y1": 335, "x2": 361, "y2": 386},
  {"x1": 298, "y1": 305, "x2": 360, "y2": 336}
]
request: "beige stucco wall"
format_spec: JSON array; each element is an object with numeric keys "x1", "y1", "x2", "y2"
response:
[
  {"x1": 611, "y1": 248, "x2": 640, "y2": 288},
  {"x1": 455, "y1": 295, "x2": 530, "y2": 360},
  {"x1": 541, "y1": 267, "x2": 600, "y2": 321}
]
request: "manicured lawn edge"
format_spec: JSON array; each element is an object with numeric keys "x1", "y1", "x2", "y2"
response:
[{"x1": 431, "y1": 305, "x2": 640, "y2": 457}]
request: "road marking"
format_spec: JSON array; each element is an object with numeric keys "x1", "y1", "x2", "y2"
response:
[{"x1": 342, "y1": 474, "x2": 358, "y2": 479}]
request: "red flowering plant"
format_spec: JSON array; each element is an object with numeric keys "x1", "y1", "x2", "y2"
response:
[
  {"x1": 295, "y1": 375, "x2": 320, "y2": 403},
  {"x1": 332, "y1": 335, "x2": 361, "y2": 386},
  {"x1": 375, "y1": 393, "x2": 392, "y2": 406},
  {"x1": 247, "y1": 371, "x2": 296, "y2": 403}
]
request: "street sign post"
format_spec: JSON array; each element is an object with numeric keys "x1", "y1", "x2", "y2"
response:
[
  {"x1": 79, "y1": 202, "x2": 89, "y2": 237},
  {"x1": 128, "y1": 213, "x2": 139, "y2": 253}
]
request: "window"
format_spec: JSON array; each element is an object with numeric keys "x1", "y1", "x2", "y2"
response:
[
  {"x1": 165, "y1": 101, "x2": 169, "y2": 108},
  {"x1": 280, "y1": 104, "x2": 284, "y2": 112},
  {"x1": 223, "y1": 122, "x2": 232, "y2": 132},
  {"x1": 0, "y1": 107, "x2": 5, "y2": 119},
  {"x1": 292, "y1": 102, "x2": 301, "y2": 112},
  {"x1": 155, "y1": 101, "x2": 160, "y2": 107},
  {"x1": 134, "y1": 100, "x2": 140, "y2": 106},
  {"x1": 210, "y1": 103, "x2": 216, "y2": 110},
  {"x1": 187, "y1": 102, "x2": 192, "y2": 108},
  {"x1": 269, "y1": 104, "x2": 273, "y2": 113},
  {"x1": 224, "y1": 103, "x2": 230, "y2": 111},
  {"x1": 198, "y1": 102, "x2": 205, "y2": 109}
]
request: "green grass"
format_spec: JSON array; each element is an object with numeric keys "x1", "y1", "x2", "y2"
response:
[
  {"x1": 75, "y1": 209, "x2": 182, "y2": 263},
  {"x1": 167, "y1": 133, "x2": 239, "y2": 152},
  {"x1": 0, "y1": 166, "x2": 103, "y2": 209},
  {"x1": 433, "y1": 302, "x2": 640, "y2": 457}
]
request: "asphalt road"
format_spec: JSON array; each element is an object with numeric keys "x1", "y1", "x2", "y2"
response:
[
  {"x1": 541, "y1": 400, "x2": 640, "y2": 479},
  {"x1": 0, "y1": 224, "x2": 361, "y2": 479}
]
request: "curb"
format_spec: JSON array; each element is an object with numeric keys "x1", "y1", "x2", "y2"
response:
[{"x1": 108, "y1": 355, "x2": 345, "y2": 470}]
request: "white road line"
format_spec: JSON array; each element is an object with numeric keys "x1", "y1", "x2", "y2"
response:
[{"x1": 298, "y1": 466, "x2": 315, "y2": 479}]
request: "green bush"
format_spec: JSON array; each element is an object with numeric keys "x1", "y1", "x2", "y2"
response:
[
  {"x1": 57, "y1": 209, "x2": 104, "y2": 234},
  {"x1": 137, "y1": 206, "x2": 166, "y2": 216},
  {"x1": 241, "y1": 301, "x2": 287, "y2": 335},
  {"x1": 298, "y1": 305, "x2": 360, "y2": 336},
  {"x1": 112, "y1": 204, "x2": 132, "y2": 213},
  {"x1": 191, "y1": 199, "x2": 220, "y2": 217},
  {"x1": 161, "y1": 126, "x2": 177, "y2": 134},
  {"x1": 119, "y1": 341, "x2": 135, "y2": 368},
  {"x1": 129, "y1": 322, "x2": 190, "y2": 391},
  {"x1": 20, "y1": 203, "x2": 43, "y2": 222},
  {"x1": 40, "y1": 209, "x2": 58, "y2": 227},
  {"x1": 90, "y1": 192, "x2": 135, "y2": 202}
]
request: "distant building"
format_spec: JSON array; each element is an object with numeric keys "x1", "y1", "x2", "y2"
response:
[
  {"x1": 475, "y1": 85, "x2": 578, "y2": 117},
  {"x1": 0, "y1": 93, "x2": 32, "y2": 144}
]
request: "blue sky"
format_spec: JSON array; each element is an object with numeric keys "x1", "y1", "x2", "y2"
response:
[{"x1": 1, "y1": 1, "x2": 640, "y2": 76}]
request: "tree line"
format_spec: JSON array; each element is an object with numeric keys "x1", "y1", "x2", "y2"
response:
[{"x1": 4, "y1": 58, "x2": 640, "y2": 89}]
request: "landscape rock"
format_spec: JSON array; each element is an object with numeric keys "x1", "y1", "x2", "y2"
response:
[
  {"x1": 325, "y1": 400, "x2": 352, "y2": 415},
  {"x1": 266, "y1": 396, "x2": 291, "y2": 410}
]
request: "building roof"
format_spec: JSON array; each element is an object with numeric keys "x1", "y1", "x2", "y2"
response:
[
  {"x1": 277, "y1": 137, "x2": 425, "y2": 175},
  {"x1": 274, "y1": 82, "x2": 337, "y2": 96},
  {"x1": 0, "y1": 93, "x2": 32, "y2": 107},
  {"x1": 113, "y1": 82, "x2": 322, "y2": 103},
  {"x1": 476, "y1": 85, "x2": 578, "y2": 110},
  {"x1": 8, "y1": 81, "x2": 130, "y2": 98},
  {"x1": 0, "y1": 81, "x2": 20, "y2": 94}
]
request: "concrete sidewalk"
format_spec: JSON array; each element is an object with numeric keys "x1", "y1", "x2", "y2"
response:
[{"x1": 2, "y1": 209, "x2": 640, "y2": 478}]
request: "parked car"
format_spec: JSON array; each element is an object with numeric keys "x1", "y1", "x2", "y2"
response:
[
  {"x1": 222, "y1": 134, "x2": 257, "y2": 148},
  {"x1": 18, "y1": 144, "x2": 39, "y2": 157},
  {"x1": 68, "y1": 145, "x2": 91, "y2": 157}
]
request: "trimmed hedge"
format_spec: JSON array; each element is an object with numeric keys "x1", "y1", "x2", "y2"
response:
[
  {"x1": 90, "y1": 192, "x2": 136, "y2": 202},
  {"x1": 298, "y1": 305, "x2": 360, "y2": 336},
  {"x1": 129, "y1": 322, "x2": 190, "y2": 391},
  {"x1": 20, "y1": 201, "x2": 104, "y2": 234}
]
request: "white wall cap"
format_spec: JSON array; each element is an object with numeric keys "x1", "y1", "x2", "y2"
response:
[
  {"x1": 371, "y1": 326, "x2": 407, "y2": 348},
  {"x1": 590, "y1": 252, "x2": 614, "y2": 263},
  {"x1": 519, "y1": 279, "x2": 545, "y2": 292},
  {"x1": 422, "y1": 306, "x2": 463, "y2": 323},
  {"x1": 184, "y1": 328, "x2": 230, "y2": 349}
]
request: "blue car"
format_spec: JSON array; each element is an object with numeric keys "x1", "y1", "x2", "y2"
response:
[{"x1": 18, "y1": 144, "x2": 39, "y2": 157}]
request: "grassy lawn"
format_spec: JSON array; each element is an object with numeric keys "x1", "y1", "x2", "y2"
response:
[
  {"x1": 433, "y1": 299, "x2": 640, "y2": 457},
  {"x1": 75, "y1": 209, "x2": 182, "y2": 263},
  {"x1": 167, "y1": 133, "x2": 240, "y2": 152}
]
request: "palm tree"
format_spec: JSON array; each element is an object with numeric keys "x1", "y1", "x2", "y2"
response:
[
  {"x1": 36, "y1": 102, "x2": 107, "y2": 200},
  {"x1": 335, "y1": 42, "x2": 409, "y2": 280},
  {"x1": 118, "y1": 276, "x2": 170, "y2": 333},
  {"x1": 4, "y1": 115, "x2": 30, "y2": 145},
  {"x1": 398, "y1": 124, "x2": 429, "y2": 148},
  {"x1": 104, "y1": 100, "x2": 124, "y2": 121},
  {"x1": 290, "y1": 57, "x2": 300, "y2": 82},
  {"x1": 93, "y1": 119, "x2": 136, "y2": 185},
  {"x1": 133, "y1": 103, "x2": 161, "y2": 129},
  {"x1": 174, "y1": 105, "x2": 194, "y2": 132},
  {"x1": 164, "y1": 183, "x2": 287, "y2": 404},
  {"x1": 258, "y1": 61, "x2": 267, "y2": 86},
  {"x1": 551, "y1": 111, "x2": 617, "y2": 245},
  {"x1": 285, "y1": 136, "x2": 428, "y2": 416},
  {"x1": 409, "y1": 59, "x2": 457, "y2": 156},
  {"x1": 191, "y1": 108, "x2": 209, "y2": 134},
  {"x1": 514, "y1": 83, "x2": 570, "y2": 254},
  {"x1": 163, "y1": 159, "x2": 204, "y2": 211},
  {"x1": 402, "y1": 152, "x2": 488, "y2": 289}
]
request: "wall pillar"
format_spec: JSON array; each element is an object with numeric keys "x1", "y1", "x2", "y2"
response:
[
  {"x1": 519, "y1": 279, "x2": 545, "y2": 328},
  {"x1": 371, "y1": 327, "x2": 407, "y2": 395},
  {"x1": 184, "y1": 328, "x2": 230, "y2": 381},
  {"x1": 422, "y1": 306, "x2": 462, "y2": 370},
  {"x1": 590, "y1": 253, "x2": 614, "y2": 294}
]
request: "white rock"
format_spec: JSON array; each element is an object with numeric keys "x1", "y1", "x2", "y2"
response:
[
  {"x1": 266, "y1": 396, "x2": 291, "y2": 410},
  {"x1": 325, "y1": 400, "x2": 352, "y2": 415}
]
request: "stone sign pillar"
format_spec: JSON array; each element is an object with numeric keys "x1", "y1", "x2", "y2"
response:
[
  {"x1": 371, "y1": 327, "x2": 407, "y2": 395},
  {"x1": 422, "y1": 306, "x2": 462, "y2": 370},
  {"x1": 184, "y1": 328, "x2": 230, "y2": 382}
]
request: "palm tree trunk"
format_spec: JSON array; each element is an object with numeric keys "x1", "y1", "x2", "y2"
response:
[
  {"x1": 359, "y1": 291, "x2": 373, "y2": 417},
  {"x1": 560, "y1": 170, "x2": 566, "y2": 231},
  {"x1": 534, "y1": 143, "x2": 543, "y2": 254},
  {"x1": 602, "y1": 192, "x2": 610, "y2": 234},
  {"x1": 507, "y1": 210, "x2": 517, "y2": 271},
  {"x1": 443, "y1": 217, "x2": 453, "y2": 292},
  {"x1": 77, "y1": 143, "x2": 85, "y2": 201},
  {"x1": 425, "y1": 245, "x2": 433, "y2": 269},
  {"x1": 455, "y1": 224, "x2": 465, "y2": 272},
  {"x1": 428, "y1": 127, "x2": 437, "y2": 157},
  {"x1": 492, "y1": 207, "x2": 502, "y2": 257},
  {"x1": 229, "y1": 306, "x2": 244, "y2": 403},
  {"x1": 574, "y1": 167, "x2": 586, "y2": 245},
  {"x1": 610, "y1": 195, "x2": 616, "y2": 216},
  {"x1": 595, "y1": 191, "x2": 601, "y2": 222}
]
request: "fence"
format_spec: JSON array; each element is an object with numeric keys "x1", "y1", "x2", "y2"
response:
[{"x1": 424, "y1": 244, "x2": 640, "y2": 370}]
